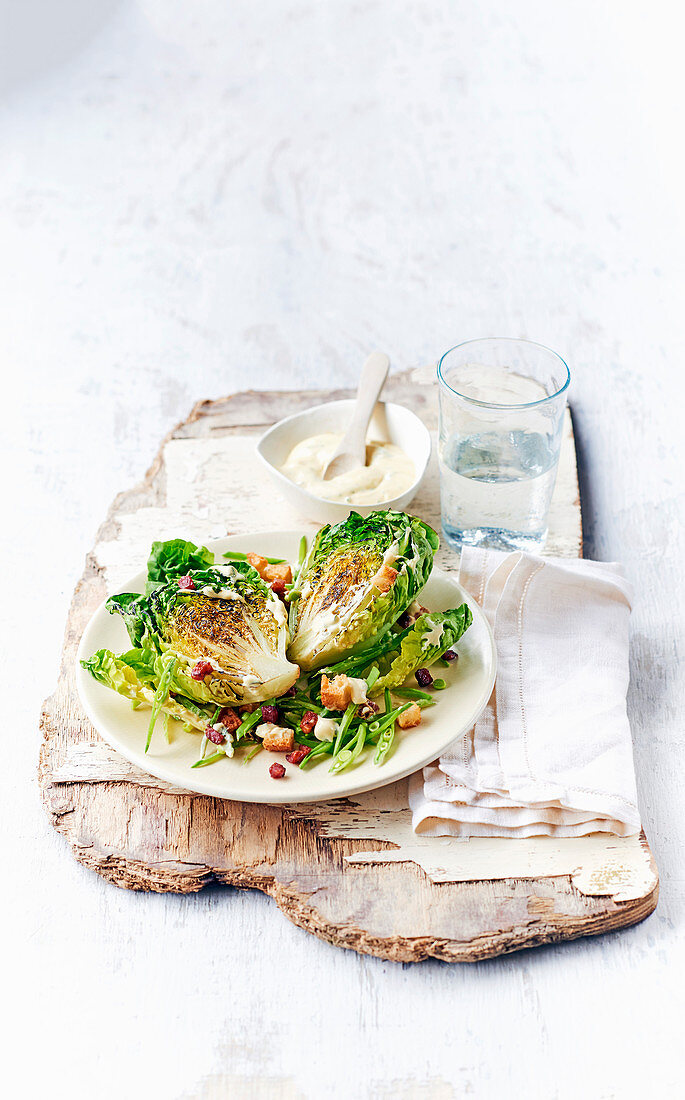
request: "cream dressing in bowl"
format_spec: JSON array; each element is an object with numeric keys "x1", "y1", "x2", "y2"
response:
[
  {"x1": 256, "y1": 399, "x2": 431, "y2": 524},
  {"x1": 279, "y1": 432, "x2": 415, "y2": 505}
]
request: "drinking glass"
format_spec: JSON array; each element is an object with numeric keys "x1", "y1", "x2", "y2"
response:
[{"x1": 437, "y1": 338, "x2": 570, "y2": 551}]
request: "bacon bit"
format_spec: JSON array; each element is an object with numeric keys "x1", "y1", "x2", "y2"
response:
[
  {"x1": 402, "y1": 603, "x2": 429, "y2": 627},
  {"x1": 206, "y1": 725, "x2": 226, "y2": 745},
  {"x1": 443, "y1": 649, "x2": 457, "y2": 662},
  {"x1": 300, "y1": 710, "x2": 318, "y2": 735},
  {"x1": 177, "y1": 575, "x2": 196, "y2": 590},
  {"x1": 415, "y1": 667, "x2": 433, "y2": 688},
  {"x1": 261, "y1": 703, "x2": 279, "y2": 723},
  {"x1": 270, "y1": 578, "x2": 287, "y2": 598},
  {"x1": 286, "y1": 746, "x2": 311, "y2": 765},
  {"x1": 370, "y1": 563, "x2": 398, "y2": 593},
  {"x1": 269, "y1": 762, "x2": 286, "y2": 779},
  {"x1": 191, "y1": 659, "x2": 214, "y2": 681},
  {"x1": 218, "y1": 707, "x2": 241, "y2": 733},
  {"x1": 246, "y1": 553, "x2": 269, "y2": 578}
]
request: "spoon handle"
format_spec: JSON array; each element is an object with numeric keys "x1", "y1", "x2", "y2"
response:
[{"x1": 341, "y1": 351, "x2": 390, "y2": 452}]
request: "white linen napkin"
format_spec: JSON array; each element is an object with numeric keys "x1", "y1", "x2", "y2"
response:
[{"x1": 408, "y1": 547, "x2": 641, "y2": 838}]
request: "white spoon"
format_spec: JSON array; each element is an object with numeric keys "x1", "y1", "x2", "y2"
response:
[{"x1": 322, "y1": 351, "x2": 390, "y2": 480}]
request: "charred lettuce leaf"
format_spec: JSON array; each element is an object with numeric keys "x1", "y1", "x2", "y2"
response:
[
  {"x1": 105, "y1": 556, "x2": 299, "y2": 706},
  {"x1": 287, "y1": 510, "x2": 439, "y2": 671}
]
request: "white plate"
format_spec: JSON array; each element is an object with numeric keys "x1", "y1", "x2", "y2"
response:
[{"x1": 76, "y1": 532, "x2": 496, "y2": 804}]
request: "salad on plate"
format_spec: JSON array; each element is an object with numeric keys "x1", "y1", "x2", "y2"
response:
[{"x1": 81, "y1": 510, "x2": 472, "y2": 778}]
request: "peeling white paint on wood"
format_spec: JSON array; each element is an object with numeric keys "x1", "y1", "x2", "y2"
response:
[{"x1": 288, "y1": 784, "x2": 656, "y2": 901}]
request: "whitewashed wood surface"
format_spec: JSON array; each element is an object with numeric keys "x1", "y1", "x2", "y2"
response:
[{"x1": 3, "y1": 2, "x2": 685, "y2": 1098}]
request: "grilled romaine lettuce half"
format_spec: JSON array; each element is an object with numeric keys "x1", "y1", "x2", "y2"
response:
[
  {"x1": 105, "y1": 559, "x2": 299, "y2": 706},
  {"x1": 287, "y1": 510, "x2": 439, "y2": 671},
  {"x1": 313, "y1": 604, "x2": 472, "y2": 693}
]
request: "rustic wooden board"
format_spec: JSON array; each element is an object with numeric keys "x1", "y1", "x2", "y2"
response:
[{"x1": 39, "y1": 370, "x2": 658, "y2": 962}]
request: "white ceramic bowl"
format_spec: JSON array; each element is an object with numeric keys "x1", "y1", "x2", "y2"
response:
[{"x1": 256, "y1": 399, "x2": 431, "y2": 524}]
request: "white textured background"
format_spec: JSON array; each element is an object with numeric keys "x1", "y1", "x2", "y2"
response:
[{"x1": 3, "y1": 2, "x2": 684, "y2": 1097}]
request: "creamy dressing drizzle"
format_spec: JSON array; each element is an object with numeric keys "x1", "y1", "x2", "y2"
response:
[
  {"x1": 423, "y1": 618, "x2": 446, "y2": 648},
  {"x1": 313, "y1": 716, "x2": 338, "y2": 742},
  {"x1": 347, "y1": 677, "x2": 369, "y2": 704},
  {"x1": 196, "y1": 586, "x2": 241, "y2": 600},
  {"x1": 255, "y1": 721, "x2": 292, "y2": 740},
  {"x1": 382, "y1": 542, "x2": 399, "y2": 567},
  {"x1": 279, "y1": 433, "x2": 415, "y2": 505}
]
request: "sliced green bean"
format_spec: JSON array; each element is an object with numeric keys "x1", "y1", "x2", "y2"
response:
[
  {"x1": 236, "y1": 709, "x2": 264, "y2": 738},
  {"x1": 365, "y1": 665, "x2": 380, "y2": 692},
  {"x1": 329, "y1": 748, "x2": 353, "y2": 772},
  {"x1": 349, "y1": 722, "x2": 368, "y2": 764},
  {"x1": 333, "y1": 702, "x2": 356, "y2": 755},
  {"x1": 242, "y1": 743, "x2": 263, "y2": 764},
  {"x1": 369, "y1": 701, "x2": 411, "y2": 732},
  {"x1": 191, "y1": 750, "x2": 226, "y2": 768},
  {"x1": 146, "y1": 654, "x2": 177, "y2": 752},
  {"x1": 374, "y1": 729, "x2": 395, "y2": 765},
  {"x1": 373, "y1": 707, "x2": 409, "y2": 765},
  {"x1": 299, "y1": 741, "x2": 333, "y2": 768},
  {"x1": 223, "y1": 551, "x2": 286, "y2": 564},
  {"x1": 393, "y1": 687, "x2": 433, "y2": 702}
]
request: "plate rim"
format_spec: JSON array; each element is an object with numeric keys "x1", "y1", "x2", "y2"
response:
[{"x1": 75, "y1": 531, "x2": 497, "y2": 804}]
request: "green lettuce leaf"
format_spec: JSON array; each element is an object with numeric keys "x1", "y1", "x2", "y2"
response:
[
  {"x1": 146, "y1": 538, "x2": 215, "y2": 593},
  {"x1": 315, "y1": 604, "x2": 472, "y2": 692},
  {"x1": 370, "y1": 605, "x2": 472, "y2": 693},
  {"x1": 80, "y1": 647, "x2": 214, "y2": 731}
]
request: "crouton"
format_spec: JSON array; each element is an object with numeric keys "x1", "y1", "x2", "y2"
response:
[
  {"x1": 263, "y1": 562, "x2": 292, "y2": 585},
  {"x1": 370, "y1": 563, "x2": 398, "y2": 593},
  {"x1": 397, "y1": 703, "x2": 422, "y2": 730},
  {"x1": 259, "y1": 723, "x2": 295, "y2": 752},
  {"x1": 320, "y1": 674, "x2": 353, "y2": 710},
  {"x1": 246, "y1": 552, "x2": 269, "y2": 578},
  {"x1": 319, "y1": 674, "x2": 368, "y2": 710},
  {"x1": 217, "y1": 707, "x2": 242, "y2": 733}
]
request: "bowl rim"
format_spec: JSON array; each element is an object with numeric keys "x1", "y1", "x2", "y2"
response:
[{"x1": 256, "y1": 398, "x2": 431, "y2": 508}]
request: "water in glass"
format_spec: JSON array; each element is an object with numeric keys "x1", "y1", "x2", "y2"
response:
[{"x1": 438, "y1": 363, "x2": 564, "y2": 551}]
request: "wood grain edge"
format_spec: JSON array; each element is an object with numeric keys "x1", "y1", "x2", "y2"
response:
[
  {"x1": 275, "y1": 881, "x2": 660, "y2": 964},
  {"x1": 39, "y1": 777, "x2": 659, "y2": 963}
]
